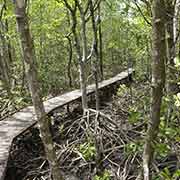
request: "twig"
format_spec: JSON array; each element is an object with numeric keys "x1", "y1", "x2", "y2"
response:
[
  {"x1": 87, "y1": 108, "x2": 118, "y2": 127},
  {"x1": 133, "y1": 0, "x2": 152, "y2": 26}
]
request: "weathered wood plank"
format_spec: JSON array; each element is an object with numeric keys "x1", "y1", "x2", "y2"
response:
[{"x1": 0, "y1": 69, "x2": 134, "y2": 180}]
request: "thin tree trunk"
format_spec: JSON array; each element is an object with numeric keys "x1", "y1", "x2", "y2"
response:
[
  {"x1": 63, "y1": 0, "x2": 88, "y2": 111},
  {"x1": 89, "y1": 0, "x2": 103, "y2": 174},
  {"x1": 13, "y1": 1, "x2": 64, "y2": 180},
  {"x1": 0, "y1": 1, "x2": 13, "y2": 95},
  {"x1": 146, "y1": 36, "x2": 151, "y2": 79},
  {"x1": 39, "y1": 2, "x2": 44, "y2": 62},
  {"x1": 79, "y1": 61, "x2": 88, "y2": 110},
  {"x1": 0, "y1": 48, "x2": 11, "y2": 94},
  {"x1": 0, "y1": 35, "x2": 11, "y2": 95},
  {"x1": 165, "y1": 1, "x2": 179, "y2": 125},
  {"x1": 66, "y1": 11, "x2": 73, "y2": 89},
  {"x1": 143, "y1": 0, "x2": 166, "y2": 179},
  {"x1": 89, "y1": 0, "x2": 100, "y2": 111},
  {"x1": 98, "y1": 4, "x2": 103, "y2": 81},
  {"x1": 66, "y1": 35, "x2": 73, "y2": 88},
  {"x1": 76, "y1": 0, "x2": 88, "y2": 111},
  {"x1": 166, "y1": 1, "x2": 177, "y2": 94},
  {"x1": 4, "y1": 0, "x2": 13, "y2": 64},
  {"x1": 174, "y1": 0, "x2": 180, "y2": 57}
]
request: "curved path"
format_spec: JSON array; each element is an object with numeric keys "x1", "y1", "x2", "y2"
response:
[{"x1": 0, "y1": 69, "x2": 134, "y2": 180}]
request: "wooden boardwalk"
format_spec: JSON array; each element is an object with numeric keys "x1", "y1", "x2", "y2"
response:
[{"x1": 0, "y1": 69, "x2": 133, "y2": 180}]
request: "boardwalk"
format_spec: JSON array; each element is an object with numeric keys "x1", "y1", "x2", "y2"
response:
[{"x1": 0, "y1": 69, "x2": 133, "y2": 180}]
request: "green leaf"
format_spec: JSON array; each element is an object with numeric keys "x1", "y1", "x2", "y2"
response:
[
  {"x1": 174, "y1": 56, "x2": 180, "y2": 68},
  {"x1": 128, "y1": 108, "x2": 141, "y2": 124},
  {"x1": 173, "y1": 169, "x2": 180, "y2": 178},
  {"x1": 156, "y1": 143, "x2": 170, "y2": 158}
]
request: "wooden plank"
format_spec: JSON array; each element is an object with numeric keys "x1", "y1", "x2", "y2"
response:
[{"x1": 0, "y1": 69, "x2": 134, "y2": 180}]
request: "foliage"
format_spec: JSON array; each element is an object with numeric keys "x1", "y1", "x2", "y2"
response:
[
  {"x1": 124, "y1": 140, "x2": 143, "y2": 155},
  {"x1": 174, "y1": 56, "x2": 180, "y2": 68},
  {"x1": 93, "y1": 170, "x2": 110, "y2": 180},
  {"x1": 155, "y1": 96, "x2": 180, "y2": 158},
  {"x1": 155, "y1": 143, "x2": 171, "y2": 158},
  {"x1": 154, "y1": 168, "x2": 180, "y2": 180},
  {"x1": 128, "y1": 107, "x2": 142, "y2": 124},
  {"x1": 117, "y1": 84, "x2": 148, "y2": 124},
  {"x1": 174, "y1": 93, "x2": 180, "y2": 107},
  {"x1": 0, "y1": 0, "x2": 151, "y2": 108},
  {"x1": 117, "y1": 84, "x2": 128, "y2": 97},
  {"x1": 78, "y1": 141, "x2": 96, "y2": 161}
]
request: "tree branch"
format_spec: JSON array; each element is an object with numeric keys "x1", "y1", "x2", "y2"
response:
[
  {"x1": 85, "y1": 0, "x2": 102, "y2": 23},
  {"x1": 133, "y1": 0, "x2": 152, "y2": 26}
]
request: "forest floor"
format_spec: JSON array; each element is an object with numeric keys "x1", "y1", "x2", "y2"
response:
[{"x1": 5, "y1": 80, "x2": 180, "y2": 180}]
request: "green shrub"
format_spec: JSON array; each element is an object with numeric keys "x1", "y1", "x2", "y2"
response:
[{"x1": 93, "y1": 170, "x2": 111, "y2": 180}]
